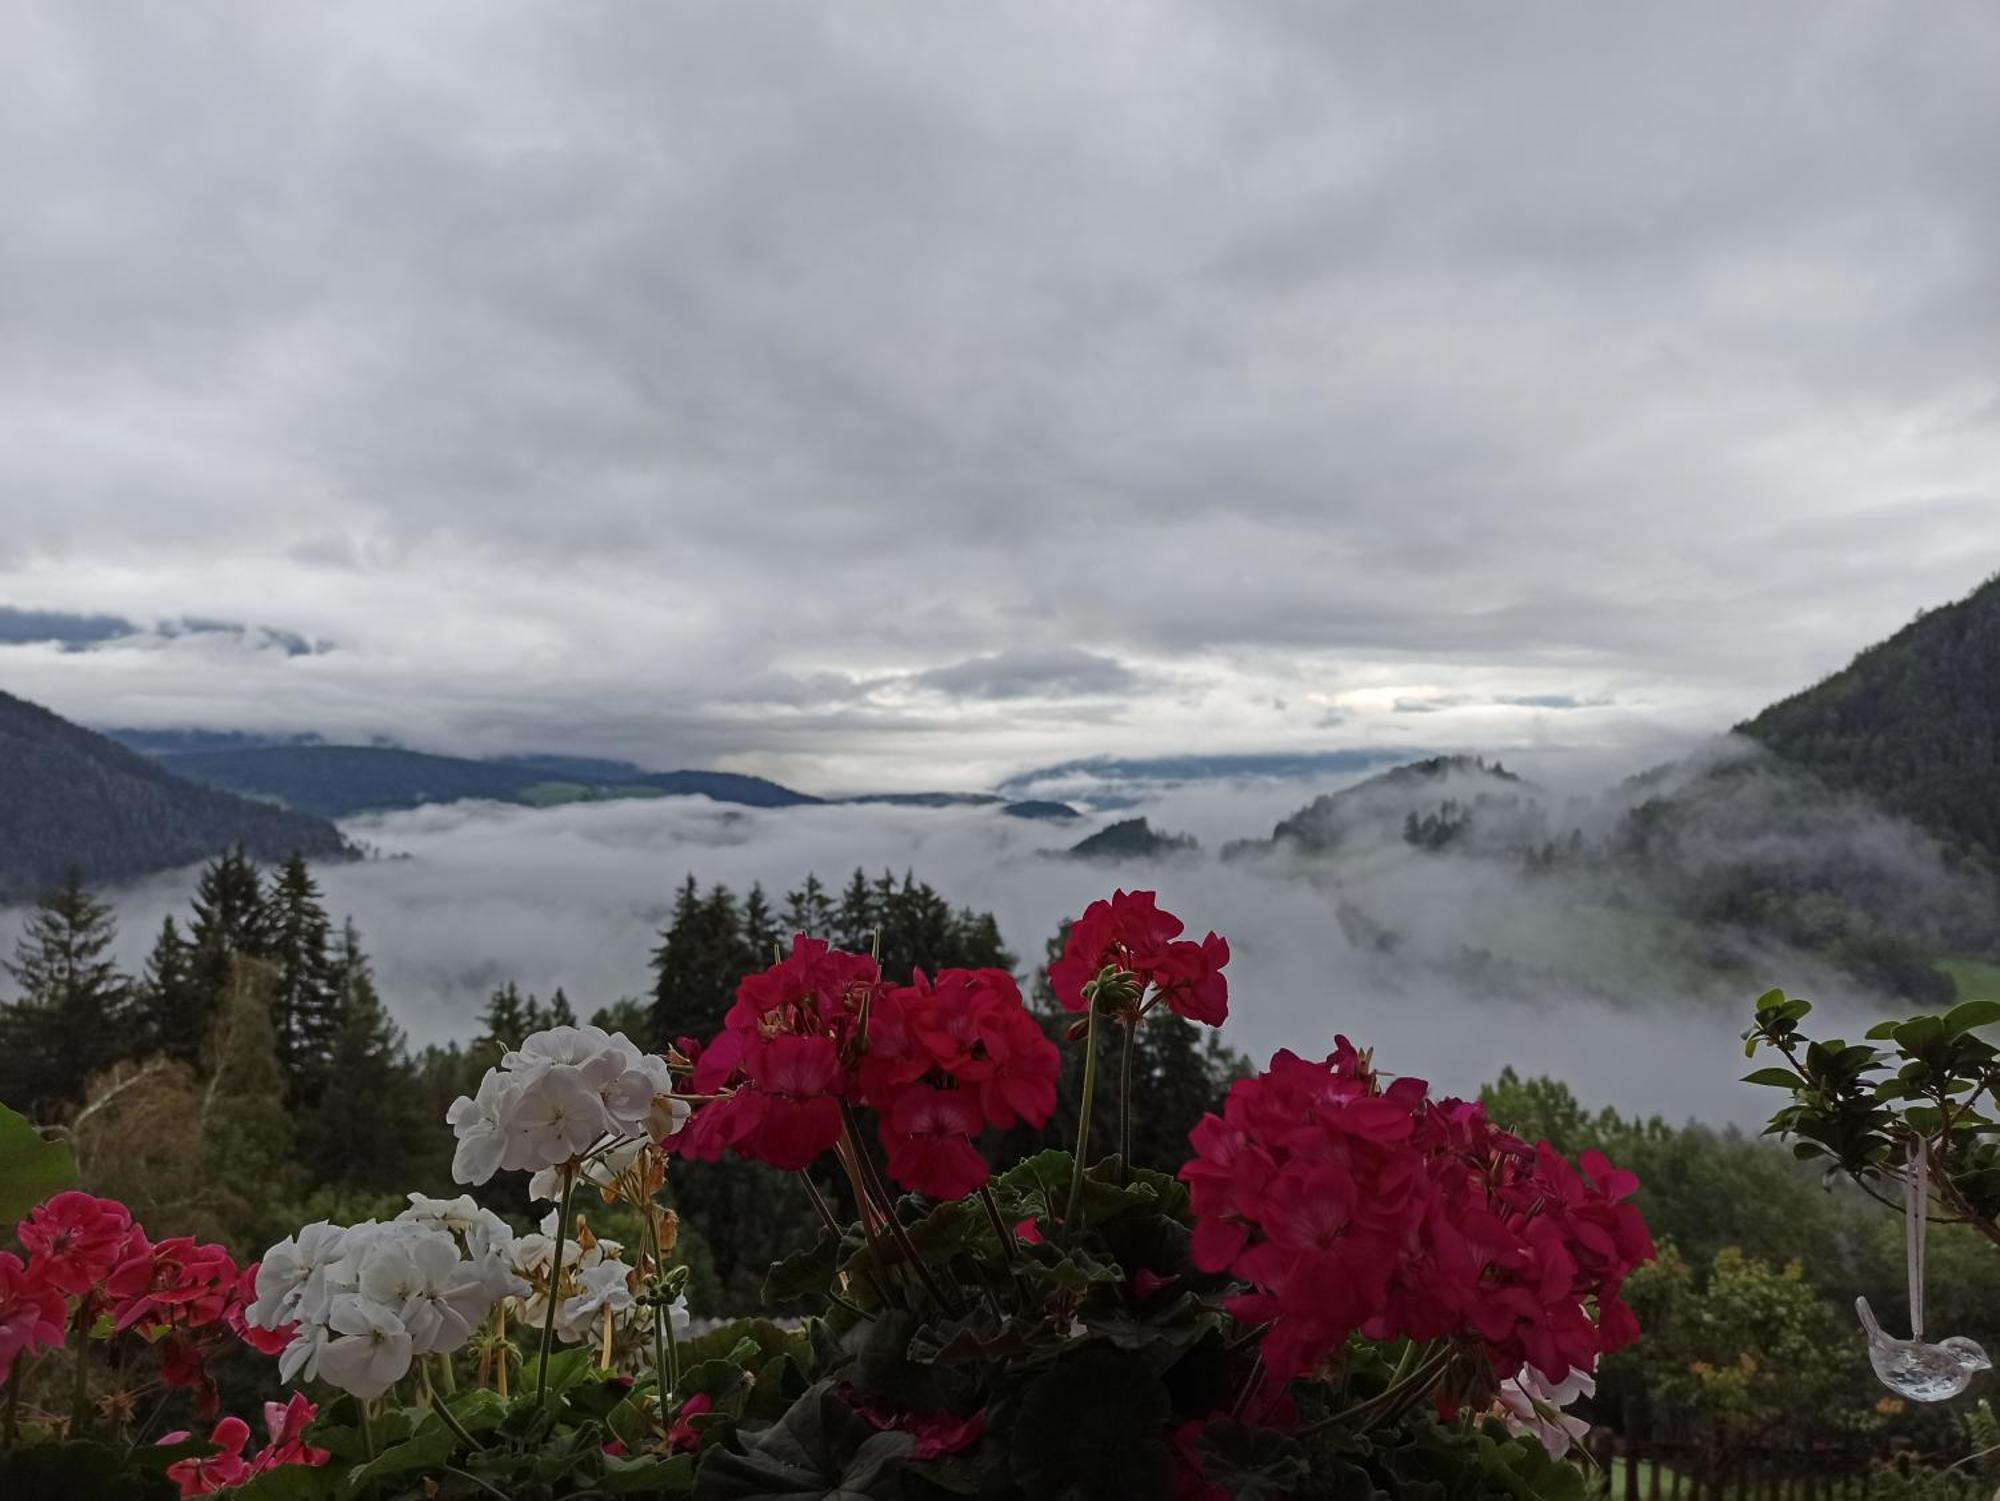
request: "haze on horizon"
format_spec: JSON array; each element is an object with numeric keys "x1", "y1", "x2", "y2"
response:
[{"x1": 3, "y1": 2, "x2": 1997, "y2": 792}]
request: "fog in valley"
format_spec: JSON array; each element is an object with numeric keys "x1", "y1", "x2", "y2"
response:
[{"x1": 5, "y1": 738, "x2": 1922, "y2": 1132}]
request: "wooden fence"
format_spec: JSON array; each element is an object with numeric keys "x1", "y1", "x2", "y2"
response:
[{"x1": 1580, "y1": 1430, "x2": 1944, "y2": 1500}]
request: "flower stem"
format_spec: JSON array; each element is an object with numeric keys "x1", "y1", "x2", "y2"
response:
[
  {"x1": 539, "y1": 1163, "x2": 577, "y2": 1401},
  {"x1": 360, "y1": 1400, "x2": 377, "y2": 1459},
  {"x1": 494, "y1": 1303, "x2": 509, "y2": 1399},
  {"x1": 68, "y1": 1294, "x2": 93, "y2": 1436},
  {"x1": 1117, "y1": 1014, "x2": 1137, "y2": 1182},
  {"x1": 841, "y1": 1106, "x2": 962, "y2": 1316},
  {"x1": 640, "y1": 1206, "x2": 674, "y2": 1419},
  {"x1": 1066, "y1": 1002, "x2": 1102, "y2": 1226},
  {"x1": 978, "y1": 1184, "x2": 1018, "y2": 1263},
  {"x1": 424, "y1": 1363, "x2": 486, "y2": 1452}
]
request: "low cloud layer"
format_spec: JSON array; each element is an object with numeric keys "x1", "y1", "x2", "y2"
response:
[
  {"x1": 0, "y1": 759, "x2": 1892, "y2": 1130},
  {"x1": 2, "y1": 4, "x2": 1996, "y2": 787}
]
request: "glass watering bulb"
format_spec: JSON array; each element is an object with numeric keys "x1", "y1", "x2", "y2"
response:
[{"x1": 1855, "y1": 1136, "x2": 1991, "y2": 1401}]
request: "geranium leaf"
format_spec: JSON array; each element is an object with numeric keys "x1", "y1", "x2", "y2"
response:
[{"x1": 0, "y1": 1101, "x2": 77, "y2": 1222}]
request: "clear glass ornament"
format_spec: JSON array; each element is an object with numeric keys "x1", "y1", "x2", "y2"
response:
[{"x1": 1855, "y1": 1136, "x2": 1991, "y2": 1401}]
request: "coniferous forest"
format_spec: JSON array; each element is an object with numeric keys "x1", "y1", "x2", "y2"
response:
[{"x1": 0, "y1": 856, "x2": 1249, "y2": 1315}]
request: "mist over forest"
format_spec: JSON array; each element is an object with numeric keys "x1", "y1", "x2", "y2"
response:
[{"x1": 2, "y1": 733, "x2": 1918, "y2": 1129}]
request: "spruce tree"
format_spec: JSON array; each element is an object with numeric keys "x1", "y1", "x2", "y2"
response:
[
  {"x1": 304, "y1": 926, "x2": 419, "y2": 1189},
  {"x1": 742, "y1": 882, "x2": 780, "y2": 965},
  {"x1": 782, "y1": 874, "x2": 835, "y2": 940},
  {"x1": 650, "y1": 879, "x2": 751, "y2": 1047},
  {"x1": 180, "y1": 849, "x2": 272, "y2": 1066},
  {"x1": 477, "y1": 982, "x2": 531, "y2": 1067},
  {"x1": 136, "y1": 916, "x2": 197, "y2": 1061},
  {"x1": 834, "y1": 868, "x2": 876, "y2": 951},
  {"x1": 0, "y1": 870, "x2": 132, "y2": 1118},
  {"x1": 547, "y1": 988, "x2": 577, "y2": 1026},
  {"x1": 265, "y1": 854, "x2": 337, "y2": 1102}
]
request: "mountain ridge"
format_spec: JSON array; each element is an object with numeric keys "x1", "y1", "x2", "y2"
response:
[{"x1": 0, "y1": 689, "x2": 350, "y2": 902}]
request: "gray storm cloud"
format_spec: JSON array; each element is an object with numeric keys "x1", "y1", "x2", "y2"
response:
[{"x1": 1, "y1": 2, "x2": 1996, "y2": 787}]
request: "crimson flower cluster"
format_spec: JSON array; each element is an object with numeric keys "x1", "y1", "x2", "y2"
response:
[
  {"x1": 1, "y1": 1191, "x2": 288, "y2": 1411},
  {"x1": 1180, "y1": 1039, "x2": 1653, "y2": 1385},
  {"x1": 1049, "y1": 889, "x2": 1230, "y2": 1026},
  {"x1": 158, "y1": 1394, "x2": 329, "y2": 1498},
  {"x1": 674, "y1": 936, "x2": 1061, "y2": 1201}
]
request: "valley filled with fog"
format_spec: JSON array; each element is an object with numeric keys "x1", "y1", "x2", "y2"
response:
[{"x1": 5, "y1": 744, "x2": 1911, "y2": 1131}]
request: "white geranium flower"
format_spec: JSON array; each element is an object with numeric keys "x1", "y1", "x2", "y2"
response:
[
  {"x1": 278, "y1": 1318, "x2": 335, "y2": 1385},
  {"x1": 447, "y1": 1070, "x2": 517, "y2": 1186},
  {"x1": 557, "y1": 1260, "x2": 635, "y2": 1340},
  {"x1": 320, "y1": 1296, "x2": 414, "y2": 1400},
  {"x1": 247, "y1": 1220, "x2": 346, "y2": 1329},
  {"x1": 1495, "y1": 1363, "x2": 1596, "y2": 1459},
  {"x1": 451, "y1": 1025, "x2": 684, "y2": 1185},
  {"x1": 509, "y1": 1065, "x2": 612, "y2": 1167},
  {"x1": 530, "y1": 1136, "x2": 647, "y2": 1203}
]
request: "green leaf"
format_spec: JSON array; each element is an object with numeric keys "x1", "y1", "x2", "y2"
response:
[
  {"x1": 230, "y1": 1464, "x2": 340, "y2": 1501},
  {"x1": 1946, "y1": 1000, "x2": 2000, "y2": 1035},
  {"x1": 1008, "y1": 1347, "x2": 1174, "y2": 1500},
  {"x1": 341, "y1": 1424, "x2": 454, "y2": 1493},
  {"x1": 0, "y1": 1100, "x2": 78, "y2": 1222},
  {"x1": 694, "y1": 1381, "x2": 916, "y2": 1500},
  {"x1": 763, "y1": 1229, "x2": 841, "y2": 1305},
  {"x1": 1866, "y1": 1020, "x2": 1901, "y2": 1040},
  {"x1": 1741, "y1": 1067, "x2": 1801, "y2": 1089},
  {"x1": 602, "y1": 1452, "x2": 695, "y2": 1494},
  {"x1": 1194, "y1": 1420, "x2": 1311, "y2": 1500}
]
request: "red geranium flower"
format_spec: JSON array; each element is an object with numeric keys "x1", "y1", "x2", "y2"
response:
[
  {"x1": 1049, "y1": 890, "x2": 1230, "y2": 1026},
  {"x1": 882, "y1": 1086, "x2": 989, "y2": 1201},
  {"x1": 0, "y1": 1251, "x2": 66, "y2": 1384},
  {"x1": 16, "y1": 1190, "x2": 135, "y2": 1295},
  {"x1": 161, "y1": 1415, "x2": 252, "y2": 1498}
]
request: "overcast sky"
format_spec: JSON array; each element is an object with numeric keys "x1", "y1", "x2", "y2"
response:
[{"x1": 3, "y1": 2, "x2": 1995, "y2": 792}]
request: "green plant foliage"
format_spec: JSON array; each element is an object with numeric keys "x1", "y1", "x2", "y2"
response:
[{"x1": 0, "y1": 1099, "x2": 76, "y2": 1221}]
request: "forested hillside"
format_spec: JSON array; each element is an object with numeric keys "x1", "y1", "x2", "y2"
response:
[
  {"x1": 1741, "y1": 572, "x2": 2000, "y2": 862},
  {"x1": 138, "y1": 743, "x2": 821, "y2": 817},
  {"x1": 0, "y1": 689, "x2": 348, "y2": 901}
]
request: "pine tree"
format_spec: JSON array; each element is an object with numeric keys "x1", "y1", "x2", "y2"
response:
[
  {"x1": 303, "y1": 926, "x2": 419, "y2": 1189},
  {"x1": 547, "y1": 988, "x2": 577, "y2": 1026},
  {"x1": 477, "y1": 982, "x2": 532, "y2": 1067},
  {"x1": 136, "y1": 916, "x2": 196, "y2": 1061},
  {"x1": 742, "y1": 882, "x2": 780, "y2": 965},
  {"x1": 265, "y1": 854, "x2": 337, "y2": 1102},
  {"x1": 829, "y1": 868, "x2": 872, "y2": 951},
  {"x1": 782, "y1": 874, "x2": 835, "y2": 940},
  {"x1": 180, "y1": 849, "x2": 272, "y2": 1066},
  {"x1": 650, "y1": 879, "x2": 752, "y2": 1047},
  {"x1": 0, "y1": 871, "x2": 132, "y2": 1118}
]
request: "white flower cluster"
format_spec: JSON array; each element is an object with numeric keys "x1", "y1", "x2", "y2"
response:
[
  {"x1": 245, "y1": 1195, "x2": 528, "y2": 1400},
  {"x1": 448, "y1": 1026, "x2": 689, "y2": 1187},
  {"x1": 1495, "y1": 1363, "x2": 1596, "y2": 1459},
  {"x1": 506, "y1": 1208, "x2": 688, "y2": 1350}
]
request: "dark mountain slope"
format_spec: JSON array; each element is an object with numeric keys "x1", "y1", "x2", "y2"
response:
[
  {"x1": 0, "y1": 690, "x2": 349, "y2": 902},
  {"x1": 1739, "y1": 574, "x2": 2000, "y2": 861},
  {"x1": 138, "y1": 743, "x2": 821, "y2": 816}
]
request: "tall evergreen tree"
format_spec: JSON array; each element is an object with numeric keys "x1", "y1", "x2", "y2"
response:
[
  {"x1": 179, "y1": 849, "x2": 272, "y2": 1066},
  {"x1": 136, "y1": 915, "x2": 197, "y2": 1061},
  {"x1": 833, "y1": 868, "x2": 876, "y2": 952},
  {"x1": 649, "y1": 878, "x2": 752, "y2": 1047},
  {"x1": 742, "y1": 882, "x2": 780, "y2": 965},
  {"x1": 265, "y1": 854, "x2": 337, "y2": 1101},
  {"x1": 304, "y1": 923, "x2": 419, "y2": 1189},
  {"x1": 0, "y1": 870, "x2": 132, "y2": 1118},
  {"x1": 477, "y1": 982, "x2": 532, "y2": 1068},
  {"x1": 547, "y1": 988, "x2": 577, "y2": 1026},
  {"x1": 782, "y1": 874, "x2": 835, "y2": 940}
]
